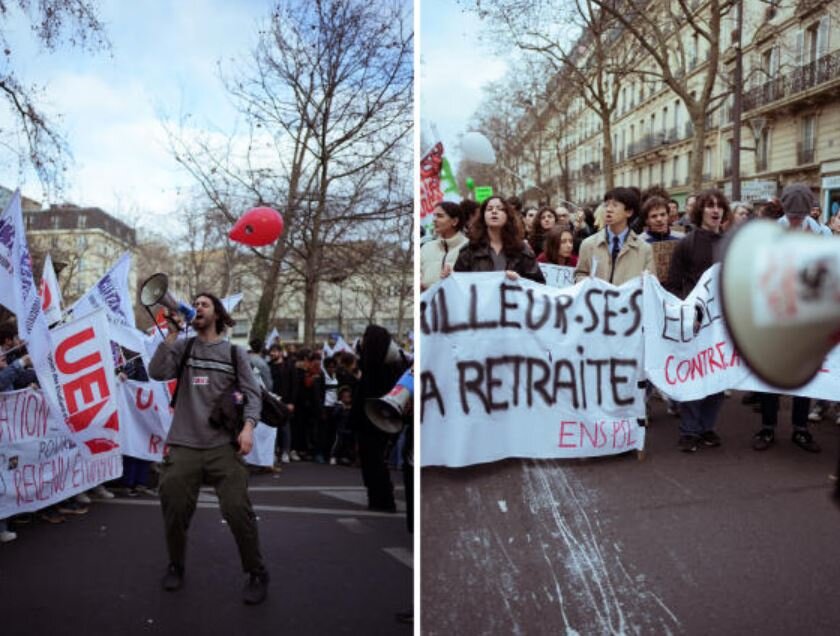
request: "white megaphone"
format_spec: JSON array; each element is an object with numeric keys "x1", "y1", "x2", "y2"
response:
[
  {"x1": 139, "y1": 273, "x2": 196, "y2": 329},
  {"x1": 719, "y1": 220, "x2": 840, "y2": 388},
  {"x1": 365, "y1": 368, "x2": 413, "y2": 434}
]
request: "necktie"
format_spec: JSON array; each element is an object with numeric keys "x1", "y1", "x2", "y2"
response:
[{"x1": 610, "y1": 236, "x2": 620, "y2": 283}]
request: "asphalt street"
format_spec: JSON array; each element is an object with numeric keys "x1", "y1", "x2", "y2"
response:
[
  {"x1": 421, "y1": 391, "x2": 840, "y2": 635},
  {"x1": 0, "y1": 462, "x2": 412, "y2": 636}
]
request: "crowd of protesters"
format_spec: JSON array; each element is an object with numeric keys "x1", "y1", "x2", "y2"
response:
[
  {"x1": 0, "y1": 320, "x2": 412, "y2": 546},
  {"x1": 420, "y1": 181, "x2": 838, "y2": 456}
]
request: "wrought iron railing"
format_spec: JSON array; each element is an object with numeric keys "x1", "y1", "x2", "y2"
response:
[
  {"x1": 743, "y1": 50, "x2": 840, "y2": 112},
  {"x1": 797, "y1": 142, "x2": 816, "y2": 165}
]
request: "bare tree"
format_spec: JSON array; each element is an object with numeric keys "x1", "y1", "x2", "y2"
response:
[
  {"x1": 473, "y1": 0, "x2": 644, "y2": 193},
  {"x1": 0, "y1": 0, "x2": 108, "y2": 194},
  {"x1": 165, "y1": 0, "x2": 412, "y2": 344},
  {"x1": 587, "y1": 0, "x2": 735, "y2": 191}
]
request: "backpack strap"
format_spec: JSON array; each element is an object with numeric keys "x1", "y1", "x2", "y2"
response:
[
  {"x1": 169, "y1": 336, "x2": 196, "y2": 408},
  {"x1": 230, "y1": 343, "x2": 239, "y2": 388}
]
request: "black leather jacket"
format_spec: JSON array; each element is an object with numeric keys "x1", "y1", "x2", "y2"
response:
[{"x1": 453, "y1": 241, "x2": 546, "y2": 284}]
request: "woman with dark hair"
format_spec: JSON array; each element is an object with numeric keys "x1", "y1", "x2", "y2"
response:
[
  {"x1": 529, "y1": 206, "x2": 557, "y2": 256},
  {"x1": 351, "y1": 324, "x2": 410, "y2": 512},
  {"x1": 537, "y1": 226, "x2": 578, "y2": 266},
  {"x1": 420, "y1": 201, "x2": 468, "y2": 290},
  {"x1": 451, "y1": 195, "x2": 545, "y2": 283},
  {"x1": 665, "y1": 188, "x2": 731, "y2": 453}
]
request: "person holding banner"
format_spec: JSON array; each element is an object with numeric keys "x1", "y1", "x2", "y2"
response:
[
  {"x1": 574, "y1": 187, "x2": 653, "y2": 285},
  {"x1": 451, "y1": 195, "x2": 545, "y2": 284},
  {"x1": 148, "y1": 293, "x2": 270, "y2": 605},
  {"x1": 665, "y1": 189, "x2": 731, "y2": 452},
  {"x1": 420, "y1": 201, "x2": 468, "y2": 291}
]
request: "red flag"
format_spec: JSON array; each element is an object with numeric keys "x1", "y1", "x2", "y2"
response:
[{"x1": 420, "y1": 142, "x2": 445, "y2": 223}]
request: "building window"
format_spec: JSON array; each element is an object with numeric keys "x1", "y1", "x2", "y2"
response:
[
  {"x1": 799, "y1": 115, "x2": 816, "y2": 164},
  {"x1": 78, "y1": 214, "x2": 87, "y2": 229},
  {"x1": 757, "y1": 127, "x2": 770, "y2": 172}
]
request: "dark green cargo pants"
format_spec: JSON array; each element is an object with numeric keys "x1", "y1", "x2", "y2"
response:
[{"x1": 159, "y1": 444, "x2": 265, "y2": 574}]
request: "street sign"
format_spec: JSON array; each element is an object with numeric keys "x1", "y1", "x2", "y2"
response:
[{"x1": 724, "y1": 179, "x2": 777, "y2": 202}]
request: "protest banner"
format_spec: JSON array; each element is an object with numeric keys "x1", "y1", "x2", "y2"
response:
[
  {"x1": 50, "y1": 309, "x2": 122, "y2": 456},
  {"x1": 0, "y1": 388, "x2": 123, "y2": 517},
  {"x1": 116, "y1": 379, "x2": 172, "y2": 461},
  {"x1": 644, "y1": 267, "x2": 840, "y2": 402},
  {"x1": 420, "y1": 273, "x2": 646, "y2": 467},
  {"x1": 116, "y1": 377, "x2": 277, "y2": 465},
  {"x1": 539, "y1": 263, "x2": 576, "y2": 289}
]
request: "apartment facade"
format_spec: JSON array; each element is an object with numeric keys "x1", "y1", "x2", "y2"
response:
[{"x1": 517, "y1": 0, "x2": 840, "y2": 217}]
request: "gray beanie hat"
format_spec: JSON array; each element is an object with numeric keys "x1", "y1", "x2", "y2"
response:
[{"x1": 781, "y1": 183, "x2": 814, "y2": 217}]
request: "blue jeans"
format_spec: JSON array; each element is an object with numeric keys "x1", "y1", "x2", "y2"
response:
[{"x1": 679, "y1": 392, "x2": 725, "y2": 437}]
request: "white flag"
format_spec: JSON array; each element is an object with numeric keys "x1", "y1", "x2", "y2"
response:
[
  {"x1": 0, "y1": 191, "x2": 63, "y2": 414},
  {"x1": 39, "y1": 252, "x2": 63, "y2": 326},
  {"x1": 67, "y1": 251, "x2": 146, "y2": 354},
  {"x1": 221, "y1": 292, "x2": 243, "y2": 313}
]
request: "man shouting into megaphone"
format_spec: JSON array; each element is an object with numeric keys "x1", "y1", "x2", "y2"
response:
[{"x1": 148, "y1": 292, "x2": 270, "y2": 605}]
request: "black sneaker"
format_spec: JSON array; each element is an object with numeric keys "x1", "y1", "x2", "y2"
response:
[
  {"x1": 678, "y1": 435, "x2": 699, "y2": 453},
  {"x1": 700, "y1": 431, "x2": 722, "y2": 447},
  {"x1": 243, "y1": 570, "x2": 269, "y2": 605},
  {"x1": 162, "y1": 563, "x2": 184, "y2": 591},
  {"x1": 792, "y1": 430, "x2": 821, "y2": 453},
  {"x1": 752, "y1": 429, "x2": 774, "y2": 451}
]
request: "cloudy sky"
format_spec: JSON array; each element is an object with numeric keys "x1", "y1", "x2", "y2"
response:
[
  {"x1": 419, "y1": 0, "x2": 509, "y2": 163},
  {"x1": 0, "y1": 0, "x2": 274, "y2": 235}
]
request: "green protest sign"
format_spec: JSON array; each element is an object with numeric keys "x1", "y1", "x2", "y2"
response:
[{"x1": 474, "y1": 186, "x2": 494, "y2": 203}]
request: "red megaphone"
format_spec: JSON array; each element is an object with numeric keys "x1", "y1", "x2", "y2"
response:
[{"x1": 229, "y1": 206, "x2": 284, "y2": 247}]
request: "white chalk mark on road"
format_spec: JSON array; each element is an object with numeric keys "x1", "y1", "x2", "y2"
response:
[
  {"x1": 337, "y1": 518, "x2": 370, "y2": 534},
  {"x1": 383, "y1": 547, "x2": 413, "y2": 568}
]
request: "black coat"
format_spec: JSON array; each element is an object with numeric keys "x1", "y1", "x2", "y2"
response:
[
  {"x1": 665, "y1": 228, "x2": 722, "y2": 299},
  {"x1": 453, "y1": 240, "x2": 546, "y2": 284}
]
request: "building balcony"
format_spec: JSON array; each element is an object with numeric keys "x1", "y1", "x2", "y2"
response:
[
  {"x1": 797, "y1": 142, "x2": 816, "y2": 165},
  {"x1": 743, "y1": 50, "x2": 840, "y2": 112}
]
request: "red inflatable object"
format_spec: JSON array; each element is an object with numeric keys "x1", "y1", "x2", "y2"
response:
[{"x1": 229, "y1": 206, "x2": 284, "y2": 247}]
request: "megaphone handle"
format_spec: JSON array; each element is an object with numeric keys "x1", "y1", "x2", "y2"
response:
[{"x1": 145, "y1": 306, "x2": 168, "y2": 340}]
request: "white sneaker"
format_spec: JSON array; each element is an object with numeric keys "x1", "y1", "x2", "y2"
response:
[
  {"x1": 92, "y1": 485, "x2": 115, "y2": 499},
  {"x1": 280, "y1": 452, "x2": 290, "y2": 464},
  {"x1": 289, "y1": 451, "x2": 301, "y2": 462},
  {"x1": 329, "y1": 457, "x2": 337, "y2": 465},
  {"x1": 808, "y1": 408, "x2": 823, "y2": 422},
  {"x1": 75, "y1": 492, "x2": 92, "y2": 504},
  {"x1": 0, "y1": 530, "x2": 17, "y2": 543}
]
